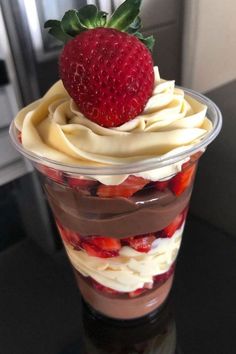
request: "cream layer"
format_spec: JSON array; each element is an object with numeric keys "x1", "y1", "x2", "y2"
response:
[
  {"x1": 14, "y1": 67, "x2": 211, "y2": 184},
  {"x1": 64, "y1": 225, "x2": 183, "y2": 292}
]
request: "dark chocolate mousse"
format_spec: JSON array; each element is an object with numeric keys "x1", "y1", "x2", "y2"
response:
[
  {"x1": 75, "y1": 270, "x2": 174, "y2": 320},
  {"x1": 44, "y1": 181, "x2": 192, "y2": 237}
]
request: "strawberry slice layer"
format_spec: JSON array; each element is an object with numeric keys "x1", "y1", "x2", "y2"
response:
[
  {"x1": 160, "y1": 212, "x2": 184, "y2": 238},
  {"x1": 154, "y1": 263, "x2": 175, "y2": 283},
  {"x1": 81, "y1": 236, "x2": 121, "y2": 258},
  {"x1": 88, "y1": 237, "x2": 121, "y2": 251},
  {"x1": 38, "y1": 164, "x2": 64, "y2": 184},
  {"x1": 17, "y1": 131, "x2": 22, "y2": 143},
  {"x1": 56, "y1": 222, "x2": 81, "y2": 249},
  {"x1": 128, "y1": 288, "x2": 147, "y2": 298},
  {"x1": 122, "y1": 234, "x2": 156, "y2": 253},
  {"x1": 189, "y1": 151, "x2": 203, "y2": 163},
  {"x1": 91, "y1": 279, "x2": 120, "y2": 295},
  {"x1": 97, "y1": 175, "x2": 149, "y2": 198},
  {"x1": 82, "y1": 242, "x2": 118, "y2": 258},
  {"x1": 154, "y1": 180, "x2": 169, "y2": 191},
  {"x1": 67, "y1": 177, "x2": 97, "y2": 189},
  {"x1": 169, "y1": 163, "x2": 196, "y2": 196}
]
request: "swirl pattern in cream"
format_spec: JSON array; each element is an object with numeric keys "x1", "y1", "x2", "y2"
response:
[
  {"x1": 14, "y1": 67, "x2": 212, "y2": 184},
  {"x1": 64, "y1": 226, "x2": 183, "y2": 292}
]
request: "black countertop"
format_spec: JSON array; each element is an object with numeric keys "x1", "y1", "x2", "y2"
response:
[{"x1": 1, "y1": 215, "x2": 236, "y2": 354}]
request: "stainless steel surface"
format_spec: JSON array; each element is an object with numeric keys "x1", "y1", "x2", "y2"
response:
[
  {"x1": 0, "y1": 3, "x2": 31, "y2": 185},
  {"x1": 1, "y1": 0, "x2": 183, "y2": 102},
  {"x1": 23, "y1": 0, "x2": 87, "y2": 61},
  {"x1": 1, "y1": 0, "x2": 40, "y2": 104}
]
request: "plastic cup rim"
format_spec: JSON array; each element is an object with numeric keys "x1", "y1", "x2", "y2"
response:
[{"x1": 9, "y1": 86, "x2": 222, "y2": 176}]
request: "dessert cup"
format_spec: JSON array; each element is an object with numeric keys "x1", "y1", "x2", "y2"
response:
[{"x1": 10, "y1": 88, "x2": 222, "y2": 320}]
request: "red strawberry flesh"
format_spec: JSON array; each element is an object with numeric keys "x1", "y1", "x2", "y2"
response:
[
  {"x1": 129, "y1": 288, "x2": 147, "y2": 298},
  {"x1": 88, "y1": 237, "x2": 121, "y2": 251},
  {"x1": 123, "y1": 234, "x2": 156, "y2": 253},
  {"x1": 56, "y1": 222, "x2": 81, "y2": 249},
  {"x1": 169, "y1": 163, "x2": 196, "y2": 196},
  {"x1": 67, "y1": 177, "x2": 97, "y2": 189},
  {"x1": 38, "y1": 164, "x2": 63, "y2": 183},
  {"x1": 81, "y1": 241, "x2": 119, "y2": 258},
  {"x1": 97, "y1": 175, "x2": 149, "y2": 198},
  {"x1": 81, "y1": 236, "x2": 121, "y2": 258},
  {"x1": 60, "y1": 28, "x2": 154, "y2": 127},
  {"x1": 189, "y1": 151, "x2": 203, "y2": 163},
  {"x1": 154, "y1": 180, "x2": 169, "y2": 191},
  {"x1": 161, "y1": 212, "x2": 184, "y2": 238},
  {"x1": 92, "y1": 279, "x2": 120, "y2": 295},
  {"x1": 18, "y1": 131, "x2": 22, "y2": 143}
]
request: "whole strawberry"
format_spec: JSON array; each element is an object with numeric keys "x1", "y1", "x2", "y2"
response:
[{"x1": 45, "y1": 0, "x2": 155, "y2": 127}]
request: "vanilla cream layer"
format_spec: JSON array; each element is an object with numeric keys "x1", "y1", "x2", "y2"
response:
[
  {"x1": 64, "y1": 226, "x2": 183, "y2": 292},
  {"x1": 15, "y1": 67, "x2": 211, "y2": 185}
]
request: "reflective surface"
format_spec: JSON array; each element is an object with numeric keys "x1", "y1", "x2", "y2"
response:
[
  {"x1": 0, "y1": 215, "x2": 236, "y2": 354},
  {"x1": 60, "y1": 300, "x2": 178, "y2": 354}
]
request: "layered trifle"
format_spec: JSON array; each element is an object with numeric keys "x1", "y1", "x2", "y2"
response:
[{"x1": 10, "y1": 0, "x2": 221, "y2": 320}]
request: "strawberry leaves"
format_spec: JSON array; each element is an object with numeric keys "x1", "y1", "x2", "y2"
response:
[
  {"x1": 135, "y1": 32, "x2": 155, "y2": 51},
  {"x1": 127, "y1": 16, "x2": 142, "y2": 34},
  {"x1": 96, "y1": 11, "x2": 108, "y2": 27},
  {"x1": 107, "y1": 0, "x2": 141, "y2": 31},
  {"x1": 78, "y1": 5, "x2": 100, "y2": 28},
  {"x1": 44, "y1": 6, "x2": 108, "y2": 43},
  {"x1": 44, "y1": 20, "x2": 72, "y2": 43},
  {"x1": 61, "y1": 10, "x2": 85, "y2": 36},
  {"x1": 44, "y1": 0, "x2": 155, "y2": 51}
]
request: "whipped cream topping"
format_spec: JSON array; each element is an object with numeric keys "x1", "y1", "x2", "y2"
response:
[
  {"x1": 64, "y1": 226, "x2": 183, "y2": 292},
  {"x1": 14, "y1": 67, "x2": 211, "y2": 184}
]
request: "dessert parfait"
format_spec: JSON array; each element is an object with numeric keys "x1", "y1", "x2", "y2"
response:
[{"x1": 10, "y1": 0, "x2": 222, "y2": 320}]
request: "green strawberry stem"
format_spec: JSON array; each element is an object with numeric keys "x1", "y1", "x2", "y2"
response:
[
  {"x1": 106, "y1": 0, "x2": 142, "y2": 31},
  {"x1": 44, "y1": 0, "x2": 155, "y2": 51}
]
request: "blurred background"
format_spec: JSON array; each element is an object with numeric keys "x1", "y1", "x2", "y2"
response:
[{"x1": 0, "y1": 0, "x2": 235, "y2": 253}]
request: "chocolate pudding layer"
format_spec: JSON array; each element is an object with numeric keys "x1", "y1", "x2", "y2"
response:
[
  {"x1": 74, "y1": 271, "x2": 174, "y2": 320},
  {"x1": 44, "y1": 180, "x2": 191, "y2": 237}
]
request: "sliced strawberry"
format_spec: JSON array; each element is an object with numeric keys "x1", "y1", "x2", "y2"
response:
[
  {"x1": 154, "y1": 263, "x2": 175, "y2": 283},
  {"x1": 97, "y1": 175, "x2": 149, "y2": 198},
  {"x1": 81, "y1": 239, "x2": 119, "y2": 258},
  {"x1": 67, "y1": 177, "x2": 97, "y2": 189},
  {"x1": 123, "y1": 234, "x2": 156, "y2": 253},
  {"x1": 38, "y1": 164, "x2": 63, "y2": 183},
  {"x1": 161, "y1": 213, "x2": 184, "y2": 238},
  {"x1": 169, "y1": 164, "x2": 196, "y2": 196},
  {"x1": 154, "y1": 180, "x2": 169, "y2": 191},
  {"x1": 92, "y1": 279, "x2": 120, "y2": 295},
  {"x1": 190, "y1": 151, "x2": 203, "y2": 163},
  {"x1": 17, "y1": 131, "x2": 22, "y2": 143},
  {"x1": 88, "y1": 237, "x2": 121, "y2": 251},
  {"x1": 56, "y1": 222, "x2": 81, "y2": 249},
  {"x1": 154, "y1": 272, "x2": 169, "y2": 283},
  {"x1": 129, "y1": 288, "x2": 147, "y2": 298}
]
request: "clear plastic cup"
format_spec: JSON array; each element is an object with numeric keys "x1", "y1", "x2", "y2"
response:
[{"x1": 9, "y1": 88, "x2": 222, "y2": 320}]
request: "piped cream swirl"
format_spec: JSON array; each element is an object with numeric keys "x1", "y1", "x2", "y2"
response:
[{"x1": 14, "y1": 67, "x2": 212, "y2": 184}]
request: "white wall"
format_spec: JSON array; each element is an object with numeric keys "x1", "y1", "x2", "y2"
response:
[{"x1": 182, "y1": 0, "x2": 236, "y2": 92}]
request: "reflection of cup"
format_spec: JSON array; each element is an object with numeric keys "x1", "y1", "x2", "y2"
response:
[
  {"x1": 10, "y1": 88, "x2": 222, "y2": 320},
  {"x1": 82, "y1": 300, "x2": 176, "y2": 354}
]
